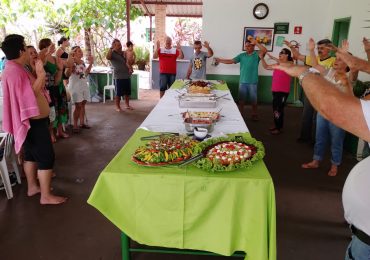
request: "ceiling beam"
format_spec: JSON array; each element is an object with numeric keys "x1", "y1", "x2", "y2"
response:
[
  {"x1": 132, "y1": 1, "x2": 203, "y2": 5},
  {"x1": 141, "y1": 13, "x2": 202, "y2": 18},
  {"x1": 139, "y1": 0, "x2": 152, "y2": 17}
]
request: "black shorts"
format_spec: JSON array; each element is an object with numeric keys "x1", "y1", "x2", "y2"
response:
[
  {"x1": 114, "y1": 78, "x2": 131, "y2": 97},
  {"x1": 23, "y1": 118, "x2": 55, "y2": 170}
]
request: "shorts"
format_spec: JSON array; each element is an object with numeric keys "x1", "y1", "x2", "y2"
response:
[
  {"x1": 23, "y1": 117, "x2": 55, "y2": 170},
  {"x1": 114, "y1": 78, "x2": 131, "y2": 97},
  {"x1": 160, "y1": 73, "x2": 176, "y2": 91},
  {"x1": 71, "y1": 85, "x2": 90, "y2": 103},
  {"x1": 49, "y1": 106, "x2": 56, "y2": 122},
  {"x1": 239, "y1": 83, "x2": 257, "y2": 103}
]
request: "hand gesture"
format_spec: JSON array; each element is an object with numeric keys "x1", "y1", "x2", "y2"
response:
[
  {"x1": 214, "y1": 57, "x2": 221, "y2": 63},
  {"x1": 87, "y1": 55, "x2": 94, "y2": 64},
  {"x1": 47, "y1": 43, "x2": 56, "y2": 56},
  {"x1": 66, "y1": 49, "x2": 75, "y2": 67},
  {"x1": 363, "y1": 37, "x2": 370, "y2": 52},
  {"x1": 35, "y1": 59, "x2": 46, "y2": 78},
  {"x1": 156, "y1": 40, "x2": 160, "y2": 50},
  {"x1": 283, "y1": 40, "x2": 292, "y2": 48},
  {"x1": 176, "y1": 42, "x2": 181, "y2": 49},
  {"x1": 203, "y1": 41, "x2": 210, "y2": 48},
  {"x1": 341, "y1": 39, "x2": 349, "y2": 52},
  {"x1": 308, "y1": 38, "x2": 315, "y2": 51},
  {"x1": 249, "y1": 37, "x2": 257, "y2": 45}
]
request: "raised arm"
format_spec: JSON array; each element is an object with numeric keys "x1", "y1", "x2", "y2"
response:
[
  {"x1": 176, "y1": 42, "x2": 184, "y2": 60},
  {"x1": 215, "y1": 57, "x2": 235, "y2": 64},
  {"x1": 272, "y1": 63, "x2": 370, "y2": 142},
  {"x1": 308, "y1": 38, "x2": 325, "y2": 74},
  {"x1": 85, "y1": 55, "x2": 94, "y2": 75},
  {"x1": 364, "y1": 37, "x2": 370, "y2": 61},
  {"x1": 203, "y1": 41, "x2": 214, "y2": 58},
  {"x1": 32, "y1": 59, "x2": 46, "y2": 94},
  {"x1": 258, "y1": 52, "x2": 273, "y2": 70},
  {"x1": 335, "y1": 43, "x2": 370, "y2": 74},
  {"x1": 153, "y1": 40, "x2": 160, "y2": 59},
  {"x1": 284, "y1": 40, "x2": 305, "y2": 62}
]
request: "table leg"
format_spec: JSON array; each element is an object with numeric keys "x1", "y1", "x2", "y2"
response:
[{"x1": 121, "y1": 232, "x2": 131, "y2": 260}]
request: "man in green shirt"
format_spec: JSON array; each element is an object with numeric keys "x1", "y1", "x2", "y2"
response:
[{"x1": 216, "y1": 38, "x2": 267, "y2": 121}]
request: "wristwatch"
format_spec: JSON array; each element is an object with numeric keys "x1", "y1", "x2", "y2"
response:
[{"x1": 298, "y1": 68, "x2": 321, "y2": 85}]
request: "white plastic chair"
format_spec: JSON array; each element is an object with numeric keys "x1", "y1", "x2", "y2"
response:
[
  {"x1": 0, "y1": 133, "x2": 21, "y2": 199},
  {"x1": 103, "y1": 70, "x2": 115, "y2": 103}
]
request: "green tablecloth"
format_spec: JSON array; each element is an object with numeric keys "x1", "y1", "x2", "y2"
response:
[
  {"x1": 170, "y1": 80, "x2": 229, "y2": 91},
  {"x1": 88, "y1": 129, "x2": 276, "y2": 260}
]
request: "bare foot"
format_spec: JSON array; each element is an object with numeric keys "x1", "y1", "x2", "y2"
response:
[
  {"x1": 328, "y1": 165, "x2": 338, "y2": 177},
  {"x1": 40, "y1": 195, "x2": 68, "y2": 205},
  {"x1": 302, "y1": 160, "x2": 319, "y2": 169},
  {"x1": 116, "y1": 107, "x2": 122, "y2": 112},
  {"x1": 27, "y1": 186, "x2": 41, "y2": 197},
  {"x1": 51, "y1": 135, "x2": 57, "y2": 143},
  {"x1": 125, "y1": 106, "x2": 134, "y2": 110}
]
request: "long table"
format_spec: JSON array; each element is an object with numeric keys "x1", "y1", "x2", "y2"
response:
[{"x1": 88, "y1": 81, "x2": 276, "y2": 260}]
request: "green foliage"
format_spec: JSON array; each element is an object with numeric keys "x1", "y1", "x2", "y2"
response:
[{"x1": 134, "y1": 46, "x2": 150, "y2": 70}]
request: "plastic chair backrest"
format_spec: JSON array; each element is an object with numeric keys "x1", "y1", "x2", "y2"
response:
[
  {"x1": 106, "y1": 68, "x2": 114, "y2": 86},
  {"x1": 4, "y1": 134, "x2": 13, "y2": 158}
]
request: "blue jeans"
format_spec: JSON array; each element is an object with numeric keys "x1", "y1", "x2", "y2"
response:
[
  {"x1": 159, "y1": 73, "x2": 176, "y2": 91},
  {"x1": 345, "y1": 235, "x2": 370, "y2": 260},
  {"x1": 313, "y1": 113, "x2": 345, "y2": 165},
  {"x1": 239, "y1": 83, "x2": 257, "y2": 103}
]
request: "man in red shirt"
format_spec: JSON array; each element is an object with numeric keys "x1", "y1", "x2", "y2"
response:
[{"x1": 153, "y1": 36, "x2": 184, "y2": 98}]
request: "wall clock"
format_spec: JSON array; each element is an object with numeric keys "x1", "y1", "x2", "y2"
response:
[{"x1": 253, "y1": 3, "x2": 269, "y2": 20}]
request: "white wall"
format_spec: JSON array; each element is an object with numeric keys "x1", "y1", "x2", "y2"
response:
[{"x1": 203, "y1": 0, "x2": 369, "y2": 80}]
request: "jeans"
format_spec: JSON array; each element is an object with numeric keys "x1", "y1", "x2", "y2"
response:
[
  {"x1": 159, "y1": 73, "x2": 176, "y2": 91},
  {"x1": 272, "y1": 91, "x2": 289, "y2": 130},
  {"x1": 239, "y1": 83, "x2": 257, "y2": 103},
  {"x1": 313, "y1": 113, "x2": 346, "y2": 165},
  {"x1": 345, "y1": 235, "x2": 370, "y2": 260},
  {"x1": 299, "y1": 94, "x2": 317, "y2": 141}
]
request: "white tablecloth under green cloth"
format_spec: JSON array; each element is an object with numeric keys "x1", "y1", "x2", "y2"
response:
[{"x1": 88, "y1": 129, "x2": 276, "y2": 260}]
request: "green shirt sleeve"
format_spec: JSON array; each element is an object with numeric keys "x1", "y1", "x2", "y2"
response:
[{"x1": 233, "y1": 53, "x2": 242, "y2": 64}]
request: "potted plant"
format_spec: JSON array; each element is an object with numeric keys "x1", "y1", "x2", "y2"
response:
[{"x1": 134, "y1": 46, "x2": 150, "y2": 71}]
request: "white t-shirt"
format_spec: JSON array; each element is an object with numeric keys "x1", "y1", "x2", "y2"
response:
[{"x1": 342, "y1": 99, "x2": 370, "y2": 236}]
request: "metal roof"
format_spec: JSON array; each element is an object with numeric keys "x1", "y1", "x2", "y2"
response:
[{"x1": 131, "y1": 0, "x2": 203, "y2": 18}]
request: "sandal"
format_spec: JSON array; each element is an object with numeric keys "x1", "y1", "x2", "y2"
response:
[{"x1": 80, "y1": 124, "x2": 91, "y2": 129}]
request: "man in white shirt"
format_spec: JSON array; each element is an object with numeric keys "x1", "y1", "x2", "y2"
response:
[{"x1": 273, "y1": 38, "x2": 370, "y2": 260}]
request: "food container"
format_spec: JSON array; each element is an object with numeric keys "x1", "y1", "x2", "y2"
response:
[
  {"x1": 184, "y1": 117, "x2": 215, "y2": 132},
  {"x1": 178, "y1": 94, "x2": 217, "y2": 108},
  {"x1": 182, "y1": 111, "x2": 220, "y2": 122}
]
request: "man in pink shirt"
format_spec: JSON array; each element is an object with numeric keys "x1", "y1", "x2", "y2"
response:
[{"x1": 1, "y1": 34, "x2": 67, "y2": 204}]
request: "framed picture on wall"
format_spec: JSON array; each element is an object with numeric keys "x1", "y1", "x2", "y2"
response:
[{"x1": 242, "y1": 27, "x2": 275, "y2": 52}]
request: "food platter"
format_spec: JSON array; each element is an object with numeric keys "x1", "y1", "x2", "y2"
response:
[
  {"x1": 187, "y1": 80, "x2": 213, "y2": 94},
  {"x1": 183, "y1": 134, "x2": 265, "y2": 172},
  {"x1": 182, "y1": 111, "x2": 220, "y2": 121},
  {"x1": 132, "y1": 135, "x2": 200, "y2": 166}
]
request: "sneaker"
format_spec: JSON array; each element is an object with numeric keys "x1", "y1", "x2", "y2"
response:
[{"x1": 0, "y1": 172, "x2": 17, "y2": 190}]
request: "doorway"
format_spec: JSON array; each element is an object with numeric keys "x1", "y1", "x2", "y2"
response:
[{"x1": 332, "y1": 17, "x2": 351, "y2": 46}]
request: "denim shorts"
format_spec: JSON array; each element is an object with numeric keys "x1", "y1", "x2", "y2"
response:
[
  {"x1": 345, "y1": 235, "x2": 370, "y2": 260},
  {"x1": 239, "y1": 83, "x2": 257, "y2": 103},
  {"x1": 160, "y1": 73, "x2": 176, "y2": 91}
]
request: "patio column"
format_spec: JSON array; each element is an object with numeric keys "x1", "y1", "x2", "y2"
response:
[{"x1": 154, "y1": 4, "x2": 166, "y2": 45}]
